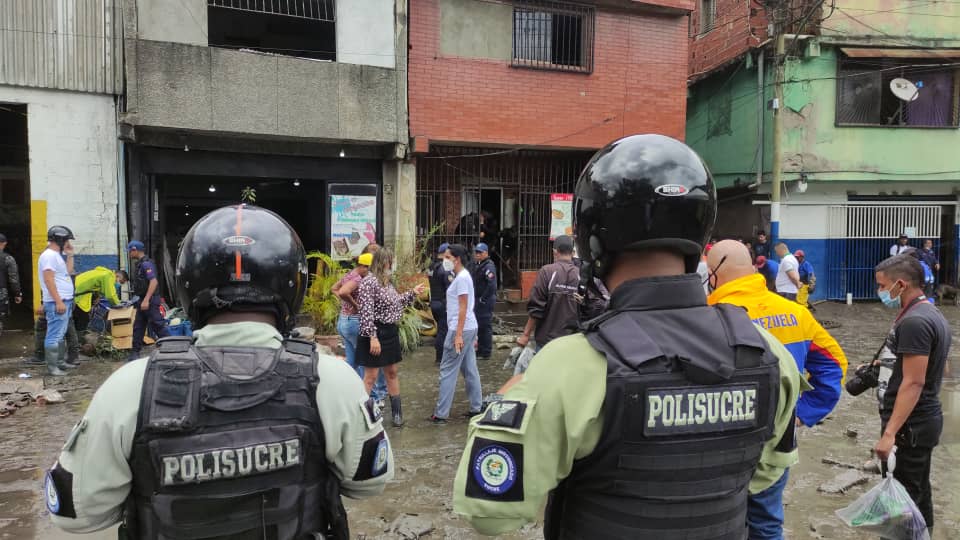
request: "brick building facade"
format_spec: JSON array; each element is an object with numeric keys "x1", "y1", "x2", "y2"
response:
[{"x1": 409, "y1": 0, "x2": 693, "y2": 289}]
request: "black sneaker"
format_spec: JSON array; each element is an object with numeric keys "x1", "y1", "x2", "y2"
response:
[
  {"x1": 478, "y1": 356, "x2": 491, "y2": 361},
  {"x1": 429, "y1": 415, "x2": 448, "y2": 425},
  {"x1": 463, "y1": 410, "x2": 483, "y2": 418}
]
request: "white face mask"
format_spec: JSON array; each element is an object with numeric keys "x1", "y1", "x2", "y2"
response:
[{"x1": 442, "y1": 259, "x2": 455, "y2": 272}]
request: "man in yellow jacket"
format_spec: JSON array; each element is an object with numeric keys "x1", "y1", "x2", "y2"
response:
[
  {"x1": 73, "y1": 266, "x2": 123, "y2": 312},
  {"x1": 706, "y1": 240, "x2": 847, "y2": 540}
]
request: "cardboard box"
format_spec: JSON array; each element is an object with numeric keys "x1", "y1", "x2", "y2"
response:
[
  {"x1": 107, "y1": 306, "x2": 136, "y2": 338},
  {"x1": 112, "y1": 335, "x2": 133, "y2": 350}
]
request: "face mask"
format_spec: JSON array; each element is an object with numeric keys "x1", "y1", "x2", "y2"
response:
[
  {"x1": 703, "y1": 255, "x2": 727, "y2": 293},
  {"x1": 442, "y1": 259, "x2": 455, "y2": 272},
  {"x1": 878, "y1": 282, "x2": 903, "y2": 309}
]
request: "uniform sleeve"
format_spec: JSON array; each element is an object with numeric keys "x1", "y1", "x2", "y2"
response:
[
  {"x1": 6, "y1": 255, "x2": 21, "y2": 296},
  {"x1": 47, "y1": 360, "x2": 147, "y2": 533},
  {"x1": 143, "y1": 261, "x2": 157, "y2": 281},
  {"x1": 314, "y1": 355, "x2": 393, "y2": 498},
  {"x1": 526, "y1": 268, "x2": 550, "y2": 320},
  {"x1": 750, "y1": 328, "x2": 805, "y2": 494},
  {"x1": 453, "y1": 336, "x2": 606, "y2": 536},
  {"x1": 797, "y1": 315, "x2": 847, "y2": 426}
]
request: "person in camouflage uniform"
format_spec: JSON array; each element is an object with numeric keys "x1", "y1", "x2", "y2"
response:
[{"x1": 0, "y1": 233, "x2": 23, "y2": 338}]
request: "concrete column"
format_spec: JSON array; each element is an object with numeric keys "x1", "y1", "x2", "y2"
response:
[{"x1": 381, "y1": 159, "x2": 416, "y2": 257}]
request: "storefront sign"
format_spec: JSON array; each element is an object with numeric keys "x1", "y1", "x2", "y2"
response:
[
  {"x1": 549, "y1": 194, "x2": 573, "y2": 240},
  {"x1": 330, "y1": 194, "x2": 378, "y2": 260}
]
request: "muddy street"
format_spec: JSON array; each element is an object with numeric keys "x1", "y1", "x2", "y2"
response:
[{"x1": 1, "y1": 302, "x2": 958, "y2": 539}]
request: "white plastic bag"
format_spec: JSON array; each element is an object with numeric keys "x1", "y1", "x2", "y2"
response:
[
  {"x1": 835, "y1": 452, "x2": 929, "y2": 540},
  {"x1": 513, "y1": 343, "x2": 537, "y2": 376}
]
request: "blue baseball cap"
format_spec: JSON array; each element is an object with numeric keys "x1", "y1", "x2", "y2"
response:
[
  {"x1": 475, "y1": 242, "x2": 489, "y2": 253},
  {"x1": 126, "y1": 240, "x2": 145, "y2": 252},
  {"x1": 438, "y1": 242, "x2": 450, "y2": 254}
]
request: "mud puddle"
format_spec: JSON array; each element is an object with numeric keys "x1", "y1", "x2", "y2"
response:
[{"x1": 1, "y1": 302, "x2": 957, "y2": 539}]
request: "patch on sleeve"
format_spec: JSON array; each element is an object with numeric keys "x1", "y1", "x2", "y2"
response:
[
  {"x1": 465, "y1": 437, "x2": 524, "y2": 501},
  {"x1": 353, "y1": 431, "x2": 388, "y2": 481},
  {"x1": 486, "y1": 271, "x2": 495, "y2": 281},
  {"x1": 478, "y1": 400, "x2": 528, "y2": 431},
  {"x1": 360, "y1": 398, "x2": 383, "y2": 430},
  {"x1": 45, "y1": 462, "x2": 77, "y2": 518}
]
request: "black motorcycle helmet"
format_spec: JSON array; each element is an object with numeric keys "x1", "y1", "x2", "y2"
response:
[
  {"x1": 573, "y1": 134, "x2": 716, "y2": 282},
  {"x1": 175, "y1": 205, "x2": 308, "y2": 332},
  {"x1": 47, "y1": 226, "x2": 75, "y2": 250}
]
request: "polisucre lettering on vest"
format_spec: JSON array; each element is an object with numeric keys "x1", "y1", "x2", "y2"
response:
[
  {"x1": 161, "y1": 438, "x2": 301, "y2": 486},
  {"x1": 751, "y1": 313, "x2": 799, "y2": 330},
  {"x1": 645, "y1": 383, "x2": 759, "y2": 436}
]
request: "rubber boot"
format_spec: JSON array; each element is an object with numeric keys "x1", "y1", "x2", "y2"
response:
[
  {"x1": 46, "y1": 348, "x2": 67, "y2": 376},
  {"x1": 390, "y1": 396, "x2": 404, "y2": 427},
  {"x1": 58, "y1": 342, "x2": 78, "y2": 369}
]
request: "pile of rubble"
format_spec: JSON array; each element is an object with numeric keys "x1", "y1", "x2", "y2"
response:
[{"x1": 0, "y1": 377, "x2": 65, "y2": 418}]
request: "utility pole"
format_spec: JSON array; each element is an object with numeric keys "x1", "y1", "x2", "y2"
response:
[{"x1": 770, "y1": 1, "x2": 787, "y2": 247}]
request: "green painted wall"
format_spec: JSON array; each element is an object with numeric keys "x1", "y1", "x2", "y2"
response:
[
  {"x1": 688, "y1": 45, "x2": 960, "y2": 188},
  {"x1": 824, "y1": 0, "x2": 960, "y2": 46},
  {"x1": 780, "y1": 45, "x2": 960, "y2": 183},
  {"x1": 686, "y1": 59, "x2": 774, "y2": 189}
]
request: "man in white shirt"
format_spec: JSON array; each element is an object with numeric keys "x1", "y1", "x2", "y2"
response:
[
  {"x1": 775, "y1": 242, "x2": 802, "y2": 302},
  {"x1": 38, "y1": 226, "x2": 77, "y2": 376},
  {"x1": 890, "y1": 234, "x2": 910, "y2": 256},
  {"x1": 431, "y1": 243, "x2": 483, "y2": 423}
]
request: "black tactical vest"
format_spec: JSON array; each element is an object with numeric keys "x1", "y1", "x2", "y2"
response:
[
  {"x1": 545, "y1": 276, "x2": 780, "y2": 540},
  {"x1": 127, "y1": 337, "x2": 345, "y2": 540},
  {"x1": 131, "y1": 256, "x2": 152, "y2": 297}
]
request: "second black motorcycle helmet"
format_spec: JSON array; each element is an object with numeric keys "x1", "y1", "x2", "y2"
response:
[
  {"x1": 574, "y1": 134, "x2": 717, "y2": 280},
  {"x1": 175, "y1": 204, "x2": 308, "y2": 332}
]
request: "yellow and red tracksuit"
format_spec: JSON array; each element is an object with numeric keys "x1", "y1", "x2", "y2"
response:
[{"x1": 708, "y1": 273, "x2": 847, "y2": 426}]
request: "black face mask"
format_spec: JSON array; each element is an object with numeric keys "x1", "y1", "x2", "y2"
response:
[{"x1": 703, "y1": 255, "x2": 727, "y2": 293}]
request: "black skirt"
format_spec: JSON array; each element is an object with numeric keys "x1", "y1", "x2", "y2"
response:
[{"x1": 357, "y1": 322, "x2": 402, "y2": 368}]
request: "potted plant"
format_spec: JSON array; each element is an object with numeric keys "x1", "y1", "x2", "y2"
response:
[{"x1": 300, "y1": 251, "x2": 347, "y2": 351}]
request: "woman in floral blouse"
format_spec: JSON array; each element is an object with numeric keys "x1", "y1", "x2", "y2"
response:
[{"x1": 357, "y1": 247, "x2": 425, "y2": 426}]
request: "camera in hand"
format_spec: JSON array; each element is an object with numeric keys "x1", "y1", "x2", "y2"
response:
[{"x1": 845, "y1": 363, "x2": 880, "y2": 396}]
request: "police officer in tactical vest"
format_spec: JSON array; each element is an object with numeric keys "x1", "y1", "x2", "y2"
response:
[
  {"x1": 45, "y1": 205, "x2": 394, "y2": 540},
  {"x1": 452, "y1": 134, "x2": 804, "y2": 539},
  {"x1": 126, "y1": 239, "x2": 171, "y2": 360}
]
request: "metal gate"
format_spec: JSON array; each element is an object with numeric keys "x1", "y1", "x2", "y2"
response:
[
  {"x1": 415, "y1": 147, "x2": 592, "y2": 288},
  {"x1": 826, "y1": 204, "x2": 941, "y2": 299}
]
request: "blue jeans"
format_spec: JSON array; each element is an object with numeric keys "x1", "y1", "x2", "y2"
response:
[
  {"x1": 337, "y1": 314, "x2": 387, "y2": 401},
  {"x1": 747, "y1": 469, "x2": 789, "y2": 540},
  {"x1": 43, "y1": 299, "x2": 74, "y2": 348},
  {"x1": 434, "y1": 327, "x2": 482, "y2": 418}
]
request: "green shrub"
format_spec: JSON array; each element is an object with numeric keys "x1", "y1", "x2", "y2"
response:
[{"x1": 301, "y1": 251, "x2": 347, "y2": 335}]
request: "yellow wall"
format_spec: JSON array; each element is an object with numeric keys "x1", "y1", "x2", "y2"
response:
[{"x1": 31, "y1": 199, "x2": 46, "y2": 314}]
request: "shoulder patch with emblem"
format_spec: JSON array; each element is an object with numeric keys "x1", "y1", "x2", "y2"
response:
[
  {"x1": 353, "y1": 432, "x2": 389, "y2": 481},
  {"x1": 478, "y1": 400, "x2": 527, "y2": 430},
  {"x1": 361, "y1": 397, "x2": 382, "y2": 430},
  {"x1": 465, "y1": 437, "x2": 524, "y2": 501},
  {"x1": 486, "y1": 271, "x2": 495, "y2": 280},
  {"x1": 45, "y1": 462, "x2": 77, "y2": 518}
]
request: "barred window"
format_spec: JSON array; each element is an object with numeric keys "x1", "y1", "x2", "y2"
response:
[
  {"x1": 699, "y1": 0, "x2": 716, "y2": 34},
  {"x1": 837, "y1": 55, "x2": 959, "y2": 127},
  {"x1": 207, "y1": 0, "x2": 336, "y2": 61},
  {"x1": 512, "y1": 0, "x2": 595, "y2": 74}
]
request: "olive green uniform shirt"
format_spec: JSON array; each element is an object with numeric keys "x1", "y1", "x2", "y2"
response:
[
  {"x1": 453, "y1": 328, "x2": 804, "y2": 536},
  {"x1": 48, "y1": 321, "x2": 393, "y2": 534}
]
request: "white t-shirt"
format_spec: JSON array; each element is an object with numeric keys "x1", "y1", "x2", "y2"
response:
[
  {"x1": 38, "y1": 248, "x2": 74, "y2": 302},
  {"x1": 446, "y1": 268, "x2": 478, "y2": 332},
  {"x1": 890, "y1": 244, "x2": 910, "y2": 256},
  {"x1": 776, "y1": 254, "x2": 799, "y2": 294}
]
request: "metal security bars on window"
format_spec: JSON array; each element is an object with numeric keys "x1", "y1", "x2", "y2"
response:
[
  {"x1": 512, "y1": 0, "x2": 595, "y2": 74},
  {"x1": 207, "y1": 0, "x2": 335, "y2": 22}
]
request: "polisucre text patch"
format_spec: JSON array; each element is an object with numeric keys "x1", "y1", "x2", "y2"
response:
[
  {"x1": 644, "y1": 383, "x2": 759, "y2": 436},
  {"x1": 160, "y1": 438, "x2": 300, "y2": 486}
]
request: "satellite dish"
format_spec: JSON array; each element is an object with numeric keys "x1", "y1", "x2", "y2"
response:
[{"x1": 890, "y1": 78, "x2": 919, "y2": 102}]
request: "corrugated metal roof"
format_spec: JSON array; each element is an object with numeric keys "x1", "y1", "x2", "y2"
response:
[
  {"x1": 840, "y1": 47, "x2": 960, "y2": 59},
  {"x1": 0, "y1": 0, "x2": 123, "y2": 94}
]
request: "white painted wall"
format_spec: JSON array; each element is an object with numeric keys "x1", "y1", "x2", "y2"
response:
[
  {"x1": 0, "y1": 86, "x2": 119, "y2": 257},
  {"x1": 337, "y1": 0, "x2": 396, "y2": 68}
]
